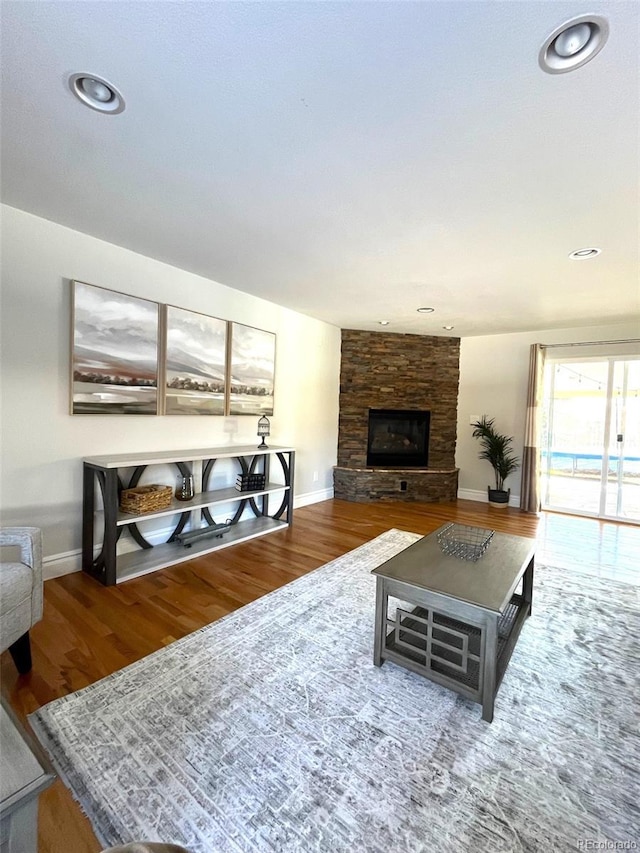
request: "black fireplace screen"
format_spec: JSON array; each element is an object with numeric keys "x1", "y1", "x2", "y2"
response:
[{"x1": 366, "y1": 409, "x2": 430, "y2": 467}]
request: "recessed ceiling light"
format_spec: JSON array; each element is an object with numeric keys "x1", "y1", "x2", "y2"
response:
[
  {"x1": 442, "y1": 325, "x2": 454, "y2": 330},
  {"x1": 539, "y1": 16, "x2": 609, "y2": 74},
  {"x1": 417, "y1": 307, "x2": 435, "y2": 314},
  {"x1": 569, "y1": 247, "x2": 601, "y2": 260},
  {"x1": 68, "y1": 73, "x2": 125, "y2": 114},
  {"x1": 378, "y1": 320, "x2": 390, "y2": 326}
]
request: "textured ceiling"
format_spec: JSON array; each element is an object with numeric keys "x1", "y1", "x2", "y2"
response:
[{"x1": 1, "y1": 1, "x2": 639, "y2": 337}]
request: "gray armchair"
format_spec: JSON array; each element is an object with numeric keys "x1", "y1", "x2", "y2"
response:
[{"x1": 0, "y1": 527, "x2": 43, "y2": 673}]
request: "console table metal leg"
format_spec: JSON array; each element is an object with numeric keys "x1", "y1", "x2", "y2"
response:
[
  {"x1": 287, "y1": 451, "x2": 295, "y2": 525},
  {"x1": 102, "y1": 468, "x2": 119, "y2": 586},
  {"x1": 373, "y1": 578, "x2": 386, "y2": 667},
  {"x1": 82, "y1": 463, "x2": 95, "y2": 572},
  {"x1": 481, "y1": 616, "x2": 498, "y2": 723}
]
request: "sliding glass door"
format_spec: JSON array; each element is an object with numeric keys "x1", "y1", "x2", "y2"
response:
[
  {"x1": 603, "y1": 360, "x2": 640, "y2": 519},
  {"x1": 541, "y1": 356, "x2": 640, "y2": 523}
]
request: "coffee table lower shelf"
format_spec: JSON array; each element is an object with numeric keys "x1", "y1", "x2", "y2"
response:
[{"x1": 379, "y1": 591, "x2": 530, "y2": 720}]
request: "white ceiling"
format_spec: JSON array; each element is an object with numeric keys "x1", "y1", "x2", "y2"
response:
[{"x1": 1, "y1": 1, "x2": 639, "y2": 337}]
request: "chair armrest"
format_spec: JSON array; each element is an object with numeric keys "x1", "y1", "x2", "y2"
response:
[
  {"x1": 0, "y1": 527, "x2": 42, "y2": 567},
  {"x1": 0, "y1": 527, "x2": 43, "y2": 622}
]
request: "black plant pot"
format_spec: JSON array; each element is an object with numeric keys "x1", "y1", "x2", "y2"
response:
[{"x1": 488, "y1": 487, "x2": 510, "y2": 508}]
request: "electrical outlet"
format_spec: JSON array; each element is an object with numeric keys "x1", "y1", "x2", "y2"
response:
[{"x1": 313, "y1": 471, "x2": 319, "y2": 482}]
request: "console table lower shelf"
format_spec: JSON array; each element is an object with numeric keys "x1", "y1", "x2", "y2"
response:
[{"x1": 117, "y1": 517, "x2": 288, "y2": 583}]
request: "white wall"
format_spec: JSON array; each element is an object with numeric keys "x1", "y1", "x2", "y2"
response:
[
  {"x1": 0, "y1": 205, "x2": 341, "y2": 573},
  {"x1": 456, "y1": 321, "x2": 640, "y2": 504}
]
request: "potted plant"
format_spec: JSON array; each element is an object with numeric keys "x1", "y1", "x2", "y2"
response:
[{"x1": 471, "y1": 416, "x2": 520, "y2": 508}]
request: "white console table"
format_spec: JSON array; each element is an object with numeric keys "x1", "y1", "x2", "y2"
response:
[{"x1": 82, "y1": 445, "x2": 295, "y2": 585}]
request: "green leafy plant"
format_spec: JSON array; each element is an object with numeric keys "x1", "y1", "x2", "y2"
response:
[{"x1": 471, "y1": 416, "x2": 520, "y2": 492}]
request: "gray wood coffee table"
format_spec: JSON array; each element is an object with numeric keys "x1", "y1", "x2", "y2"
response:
[
  {"x1": 1, "y1": 700, "x2": 55, "y2": 853},
  {"x1": 372, "y1": 525, "x2": 535, "y2": 722}
]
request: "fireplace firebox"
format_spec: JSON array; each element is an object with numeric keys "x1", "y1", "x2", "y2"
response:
[{"x1": 366, "y1": 409, "x2": 430, "y2": 468}]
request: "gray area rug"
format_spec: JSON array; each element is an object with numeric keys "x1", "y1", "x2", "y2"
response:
[{"x1": 30, "y1": 529, "x2": 639, "y2": 852}]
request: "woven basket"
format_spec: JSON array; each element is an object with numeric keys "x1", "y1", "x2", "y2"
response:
[{"x1": 119, "y1": 484, "x2": 173, "y2": 514}]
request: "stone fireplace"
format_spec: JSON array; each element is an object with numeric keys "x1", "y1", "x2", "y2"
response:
[{"x1": 334, "y1": 330, "x2": 459, "y2": 502}]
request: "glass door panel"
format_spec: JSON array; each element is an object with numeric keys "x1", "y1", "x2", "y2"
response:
[
  {"x1": 542, "y1": 356, "x2": 640, "y2": 523},
  {"x1": 542, "y1": 361, "x2": 608, "y2": 515},
  {"x1": 604, "y1": 360, "x2": 640, "y2": 521}
]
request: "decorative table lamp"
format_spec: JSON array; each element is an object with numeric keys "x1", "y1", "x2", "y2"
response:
[{"x1": 257, "y1": 415, "x2": 270, "y2": 448}]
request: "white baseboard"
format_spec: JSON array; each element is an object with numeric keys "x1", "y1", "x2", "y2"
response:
[
  {"x1": 294, "y1": 488, "x2": 334, "y2": 508},
  {"x1": 43, "y1": 550, "x2": 82, "y2": 580},
  {"x1": 43, "y1": 488, "x2": 334, "y2": 582},
  {"x1": 457, "y1": 488, "x2": 521, "y2": 508}
]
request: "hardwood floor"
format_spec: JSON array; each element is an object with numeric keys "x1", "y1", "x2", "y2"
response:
[{"x1": 1, "y1": 498, "x2": 637, "y2": 853}]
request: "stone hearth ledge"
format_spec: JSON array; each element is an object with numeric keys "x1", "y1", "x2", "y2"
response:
[{"x1": 333, "y1": 466, "x2": 459, "y2": 503}]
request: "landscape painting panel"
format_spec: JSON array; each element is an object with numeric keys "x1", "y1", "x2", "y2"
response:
[
  {"x1": 229, "y1": 323, "x2": 275, "y2": 415},
  {"x1": 72, "y1": 282, "x2": 159, "y2": 414},
  {"x1": 165, "y1": 307, "x2": 227, "y2": 415}
]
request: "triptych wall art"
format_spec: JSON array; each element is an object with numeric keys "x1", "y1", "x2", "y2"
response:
[{"x1": 71, "y1": 281, "x2": 276, "y2": 416}]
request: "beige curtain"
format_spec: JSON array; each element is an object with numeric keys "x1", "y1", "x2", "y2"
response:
[{"x1": 520, "y1": 343, "x2": 545, "y2": 513}]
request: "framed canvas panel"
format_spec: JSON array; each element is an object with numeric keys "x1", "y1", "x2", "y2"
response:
[
  {"x1": 71, "y1": 281, "x2": 160, "y2": 415},
  {"x1": 164, "y1": 305, "x2": 227, "y2": 415},
  {"x1": 228, "y1": 322, "x2": 276, "y2": 416}
]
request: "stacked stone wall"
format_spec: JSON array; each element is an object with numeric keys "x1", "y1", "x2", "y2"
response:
[{"x1": 334, "y1": 330, "x2": 460, "y2": 502}]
